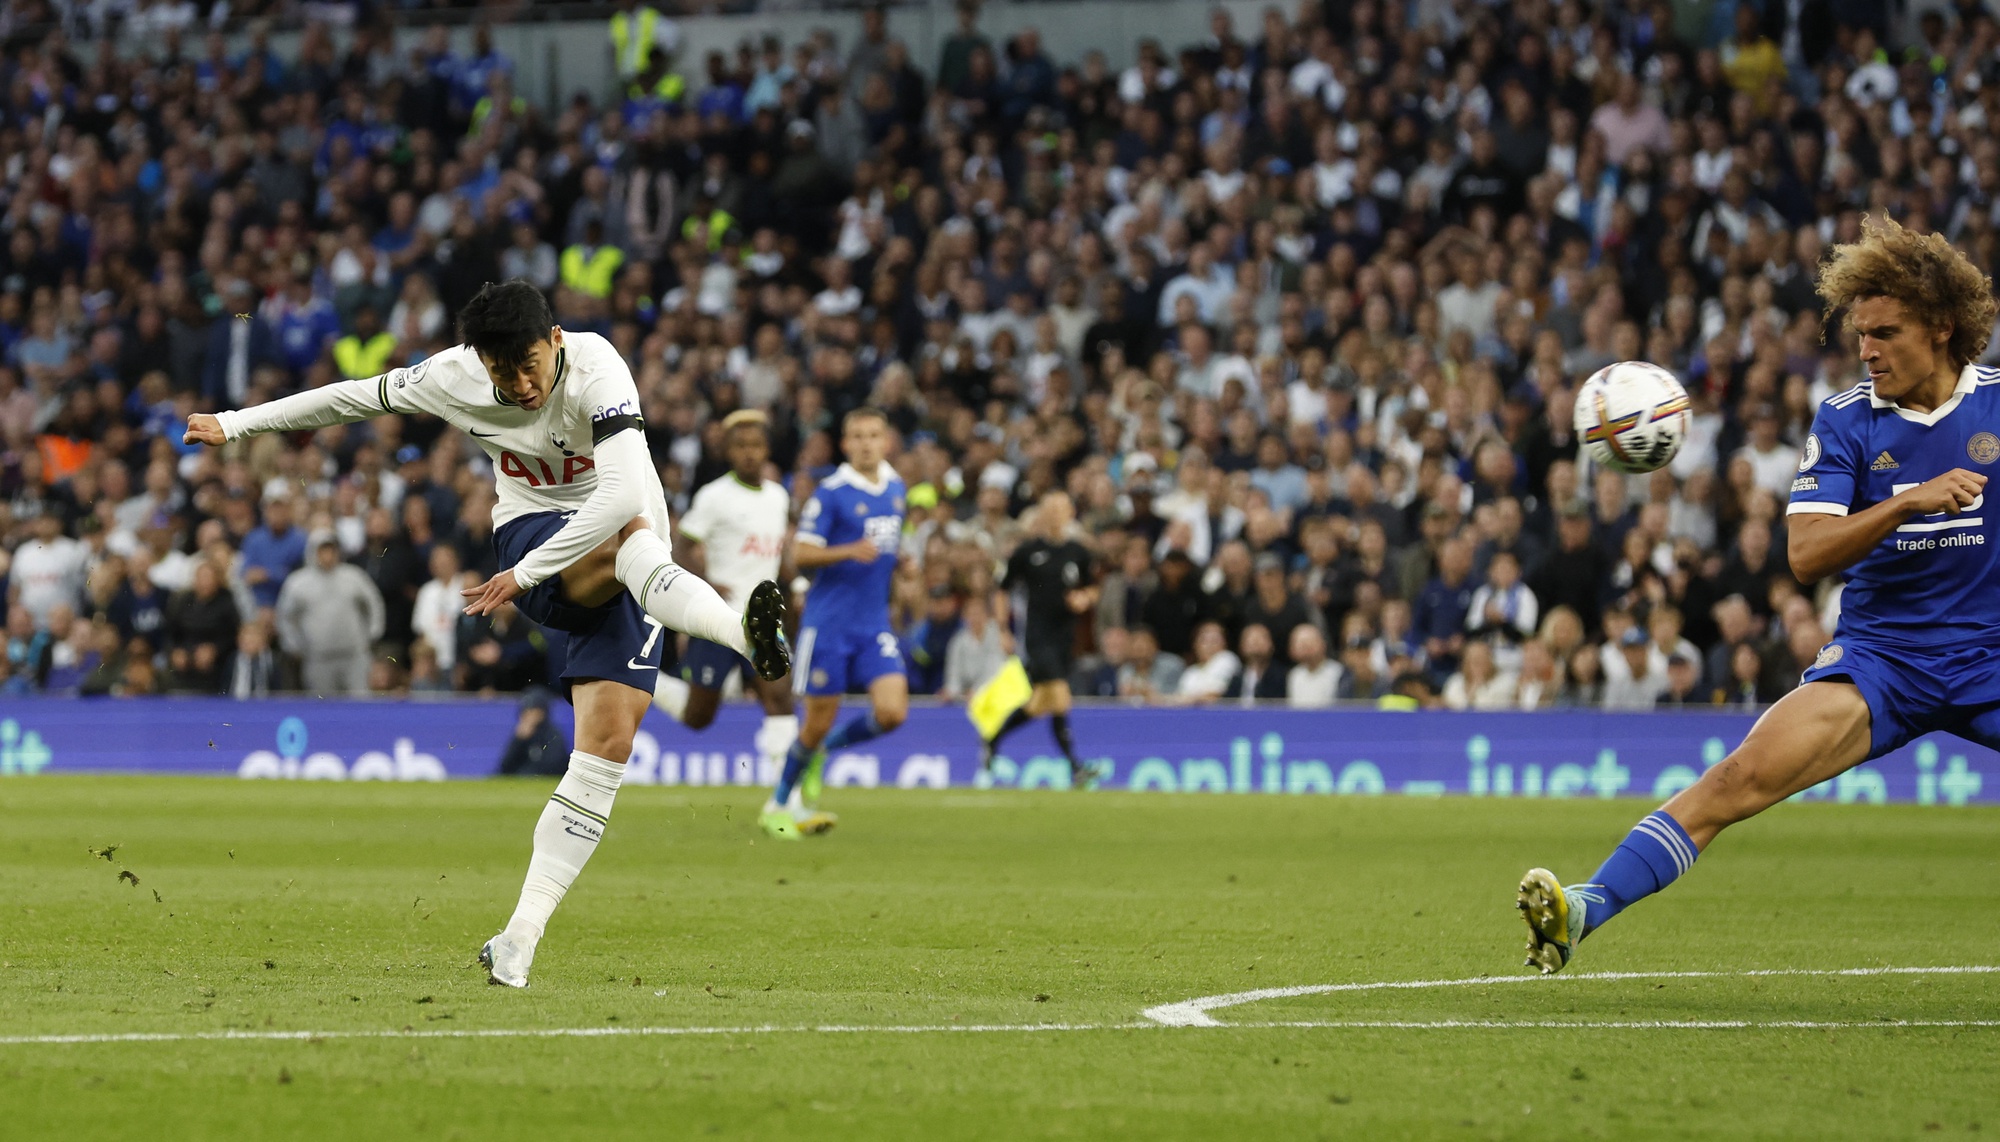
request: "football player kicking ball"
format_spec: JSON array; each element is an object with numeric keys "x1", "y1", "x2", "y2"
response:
[
  {"x1": 760, "y1": 408, "x2": 909, "y2": 839},
  {"x1": 648, "y1": 410, "x2": 801, "y2": 788},
  {"x1": 1519, "y1": 216, "x2": 1998, "y2": 973},
  {"x1": 979, "y1": 489, "x2": 1108, "y2": 788},
  {"x1": 185, "y1": 281, "x2": 790, "y2": 989}
]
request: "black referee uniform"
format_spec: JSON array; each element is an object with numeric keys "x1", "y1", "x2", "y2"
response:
[
  {"x1": 1005, "y1": 536, "x2": 1093, "y2": 684},
  {"x1": 982, "y1": 536, "x2": 1104, "y2": 785}
]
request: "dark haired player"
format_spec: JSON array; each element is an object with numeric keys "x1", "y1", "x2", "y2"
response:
[
  {"x1": 761, "y1": 408, "x2": 909, "y2": 839},
  {"x1": 1518, "y1": 217, "x2": 2000, "y2": 973},
  {"x1": 980, "y1": 490, "x2": 1107, "y2": 788},
  {"x1": 186, "y1": 280, "x2": 790, "y2": 988}
]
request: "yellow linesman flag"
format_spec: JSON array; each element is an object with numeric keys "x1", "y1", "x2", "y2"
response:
[{"x1": 967, "y1": 657, "x2": 1032, "y2": 741}]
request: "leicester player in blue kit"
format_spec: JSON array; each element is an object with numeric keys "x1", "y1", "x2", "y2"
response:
[
  {"x1": 760, "y1": 408, "x2": 910, "y2": 839},
  {"x1": 1519, "y1": 217, "x2": 2000, "y2": 973}
]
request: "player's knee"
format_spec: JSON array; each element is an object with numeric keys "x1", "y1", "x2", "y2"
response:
[
  {"x1": 618, "y1": 517, "x2": 650, "y2": 542},
  {"x1": 681, "y1": 706, "x2": 716, "y2": 730},
  {"x1": 874, "y1": 705, "x2": 907, "y2": 732}
]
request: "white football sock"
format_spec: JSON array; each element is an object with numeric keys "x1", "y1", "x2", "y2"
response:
[
  {"x1": 652, "y1": 673, "x2": 690, "y2": 720},
  {"x1": 615, "y1": 529, "x2": 751, "y2": 657},
  {"x1": 755, "y1": 714, "x2": 799, "y2": 781},
  {"x1": 504, "y1": 750, "x2": 625, "y2": 943}
]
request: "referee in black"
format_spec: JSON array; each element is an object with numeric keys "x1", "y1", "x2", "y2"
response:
[{"x1": 981, "y1": 489, "x2": 1107, "y2": 788}]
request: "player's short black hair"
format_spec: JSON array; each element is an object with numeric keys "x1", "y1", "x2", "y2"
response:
[
  {"x1": 842, "y1": 406, "x2": 890, "y2": 430},
  {"x1": 458, "y1": 281, "x2": 554, "y2": 377}
]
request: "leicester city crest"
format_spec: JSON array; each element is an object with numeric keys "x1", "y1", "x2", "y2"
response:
[
  {"x1": 1969, "y1": 432, "x2": 2000, "y2": 465},
  {"x1": 1813, "y1": 644, "x2": 1844, "y2": 670}
]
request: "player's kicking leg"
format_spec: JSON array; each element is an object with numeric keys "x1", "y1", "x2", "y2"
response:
[
  {"x1": 979, "y1": 679, "x2": 1105, "y2": 789},
  {"x1": 483, "y1": 677, "x2": 650, "y2": 987},
  {"x1": 603, "y1": 521, "x2": 790, "y2": 683},
  {"x1": 1518, "y1": 679, "x2": 1873, "y2": 973}
]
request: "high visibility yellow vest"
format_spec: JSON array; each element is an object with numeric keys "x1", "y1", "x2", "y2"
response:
[
  {"x1": 333, "y1": 332, "x2": 397, "y2": 380},
  {"x1": 680, "y1": 207, "x2": 734, "y2": 251},
  {"x1": 560, "y1": 244, "x2": 625, "y2": 298},
  {"x1": 610, "y1": 6, "x2": 661, "y2": 77},
  {"x1": 469, "y1": 94, "x2": 526, "y2": 136},
  {"x1": 627, "y1": 71, "x2": 686, "y2": 103}
]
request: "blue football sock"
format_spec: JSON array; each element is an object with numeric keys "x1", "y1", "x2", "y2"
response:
[
  {"x1": 823, "y1": 713, "x2": 884, "y2": 752},
  {"x1": 1573, "y1": 810, "x2": 1698, "y2": 938},
  {"x1": 772, "y1": 742, "x2": 811, "y2": 805}
]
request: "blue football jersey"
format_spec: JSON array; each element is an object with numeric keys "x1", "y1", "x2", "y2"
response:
[
  {"x1": 1789, "y1": 364, "x2": 2000, "y2": 647},
  {"x1": 797, "y1": 462, "x2": 905, "y2": 632}
]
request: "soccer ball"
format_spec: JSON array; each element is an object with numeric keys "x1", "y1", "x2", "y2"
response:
[{"x1": 1574, "y1": 361, "x2": 1690, "y2": 474}]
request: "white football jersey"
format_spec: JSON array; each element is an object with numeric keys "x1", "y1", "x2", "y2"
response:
[
  {"x1": 216, "y1": 331, "x2": 670, "y2": 587},
  {"x1": 677, "y1": 473, "x2": 789, "y2": 606}
]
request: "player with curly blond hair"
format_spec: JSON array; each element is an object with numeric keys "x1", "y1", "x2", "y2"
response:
[{"x1": 1516, "y1": 215, "x2": 2000, "y2": 973}]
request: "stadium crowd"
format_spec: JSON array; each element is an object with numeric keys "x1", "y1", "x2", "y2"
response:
[{"x1": 0, "y1": 0, "x2": 1980, "y2": 709}]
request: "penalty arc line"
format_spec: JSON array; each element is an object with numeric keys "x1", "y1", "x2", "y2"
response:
[{"x1": 1139, "y1": 964, "x2": 2000, "y2": 1027}]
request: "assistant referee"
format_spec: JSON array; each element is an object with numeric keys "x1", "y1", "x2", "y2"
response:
[{"x1": 980, "y1": 490, "x2": 1107, "y2": 788}]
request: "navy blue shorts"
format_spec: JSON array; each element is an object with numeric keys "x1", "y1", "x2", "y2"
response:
[
  {"x1": 496, "y1": 511, "x2": 663, "y2": 698},
  {"x1": 1800, "y1": 636, "x2": 2000, "y2": 759},
  {"x1": 795, "y1": 623, "x2": 904, "y2": 696},
  {"x1": 680, "y1": 636, "x2": 750, "y2": 691}
]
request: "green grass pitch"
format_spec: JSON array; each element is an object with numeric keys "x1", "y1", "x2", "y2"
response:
[{"x1": 2, "y1": 776, "x2": 1996, "y2": 1140}]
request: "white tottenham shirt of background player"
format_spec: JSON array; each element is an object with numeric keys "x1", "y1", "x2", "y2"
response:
[
  {"x1": 213, "y1": 332, "x2": 672, "y2": 590},
  {"x1": 676, "y1": 474, "x2": 789, "y2": 608}
]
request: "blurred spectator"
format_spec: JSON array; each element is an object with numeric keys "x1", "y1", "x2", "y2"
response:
[
  {"x1": 11, "y1": 513, "x2": 87, "y2": 628},
  {"x1": 1657, "y1": 654, "x2": 1707, "y2": 708},
  {"x1": 239, "y1": 496, "x2": 307, "y2": 612},
  {"x1": 1603, "y1": 626, "x2": 1670, "y2": 710},
  {"x1": 229, "y1": 619, "x2": 279, "y2": 699},
  {"x1": 1444, "y1": 640, "x2": 1517, "y2": 712},
  {"x1": 277, "y1": 533, "x2": 385, "y2": 696},
  {"x1": 1285, "y1": 623, "x2": 1342, "y2": 709},
  {"x1": 1242, "y1": 552, "x2": 1316, "y2": 667},
  {"x1": 458, "y1": 603, "x2": 546, "y2": 694},
  {"x1": 1222, "y1": 623, "x2": 1286, "y2": 705},
  {"x1": 1175, "y1": 620, "x2": 1240, "y2": 704},
  {"x1": 411, "y1": 545, "x2": 464, "y2": 673},
  {"x1": 1070, "y1": 626, "x2": 1129, "y2": 699},
  {"x1": 165, "y1": 561, "x2": 240, "y2": 694},
  {"x1": 941, "y1": 591, "x2": 1005, "y2": 702},
  {"x1": 5, "y1": 605, "x2": 52, "y2": 692},
  {"x1": 498, "y1": 686, "x2": 569, "y2": 777},
  {"x1": 1117, "y1": 626, "x2": 1183, "y2": 702}
]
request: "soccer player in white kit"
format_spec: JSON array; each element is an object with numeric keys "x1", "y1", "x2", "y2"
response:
[
  {"x1": 649, "y1": 410, "x2": 804, "y2": 803},
  {"x1": 184, "y1": 282, "x2": 790, "y2": 988}
]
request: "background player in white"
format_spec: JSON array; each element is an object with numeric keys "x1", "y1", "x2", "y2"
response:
[
  {"x1": 649, "y1": 410, "x2": 800, "y2": 785},
  {"x1": 184, "y1": 281, "x2": 790, "y2": 988}
]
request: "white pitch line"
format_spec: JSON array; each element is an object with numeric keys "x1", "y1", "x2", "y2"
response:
[
  {"x1": 5, "y1": 965, "x2": 1996, "y2": 1046},
  {"x1": 7, "y1": 1016, "x2": 2000, "y2": 1047},
  {"x1": 0, "y1": 1023, "x2": 1123, "y2": 1046},
  {"x1": 1139, "y1": 964, "x2": 2000, "y2": 1027}
]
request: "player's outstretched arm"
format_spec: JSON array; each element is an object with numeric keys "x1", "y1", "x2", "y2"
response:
[
  {"x1": 1789, "y1": 468, "x2": 1987, "y2": 582},
  {"x1": 182, "y1": 372, "x2": 413, "y2": 448}
]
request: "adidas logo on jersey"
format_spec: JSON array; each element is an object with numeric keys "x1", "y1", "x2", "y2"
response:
[{"x1": 1871, "y1": 451, "x2": 1900, "y2": 471}]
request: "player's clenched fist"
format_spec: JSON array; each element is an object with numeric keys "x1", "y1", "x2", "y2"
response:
[
  {"x1": 1898, "y1": 468, "x2": 1987, "y2": 516},
  {"x1": 183, "y1": 413, "x2": 226, "y2": 447}
]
